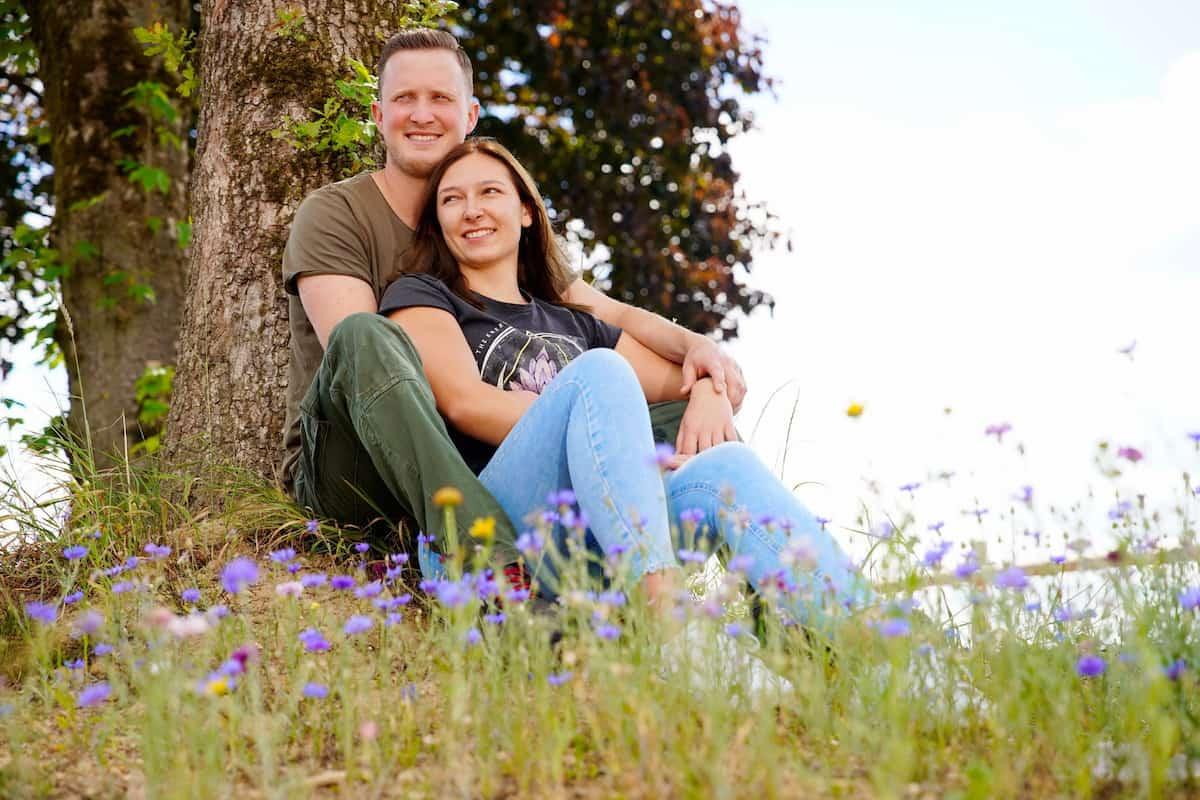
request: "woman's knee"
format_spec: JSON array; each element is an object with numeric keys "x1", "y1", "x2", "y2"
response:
[{"x1": 562, "y1": 348, "x2": 639, "y2": 390}]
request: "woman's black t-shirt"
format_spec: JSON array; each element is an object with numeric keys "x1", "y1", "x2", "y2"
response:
[{"x1": 378, "y1": 273, "x2": 623, "y2": 474}]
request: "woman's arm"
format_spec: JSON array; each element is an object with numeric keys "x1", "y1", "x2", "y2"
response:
[
  {"x1": 386, "y1": 307, "x2": 536, "y2": 446},
  {"x1": 614, "y1": 333, "x2": 737, "y2": 455}
]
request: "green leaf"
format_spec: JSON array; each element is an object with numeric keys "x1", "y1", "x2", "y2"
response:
[{"x1": 176, "y1": 219, "x2": 193, "y2": 249}]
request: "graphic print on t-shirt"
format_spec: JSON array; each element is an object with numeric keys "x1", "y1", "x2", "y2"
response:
[{"x1": 475, "y1": 322, "x2": 587, "y2": 394}]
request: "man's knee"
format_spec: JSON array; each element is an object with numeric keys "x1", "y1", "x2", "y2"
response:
[
  {"x1": 327, "y1": 312, "x2": 391, "y2": 351},
  {"x1": 325, "y1": 312, "x2": 423, "y2": 378}
]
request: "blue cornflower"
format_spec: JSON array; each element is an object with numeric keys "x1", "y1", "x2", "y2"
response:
[
  {"x1": 298, "y1": 628, "x2": 331, "y2": 652},
  {"x1": 927, "y1": 521, "x2": 945, "y2": 533},
  {"x1": 299, "y1": 573, "x2": 327, "y2": 588},
  {"x1": 354, "y1": 581, "x2": 383, "y2": 599},
  {"x1": 727, "y1": 554, "x2": 755, "y2": 574},
  {"x1": 63, "y1": 591, "x2": 84, "y2": 605},
  {"x1": 269, "y1": 547, "x2": 296, "y2": 563},
  {"x1": 724, "y1": 622, "x2": 746, "y2": 638},
  {"x1": 354, "y1": 542, "x2": 369, "y2": 554},
  {"x1": 388, "y1": 552, "x2": 410, "y2": 564},
  {"x1": 287, "y1": 562, "x2": 302, "y2": 574},
  {"x1": 1179, "y1": 587, "x2": 1200, "y2": 611},
  {"x1": 385, "y1": 612, "x2": 404, "y2": 626},
  {"x1": 1076, "y1": 655, "x2": 1106, "y2": 678},
  {"x1": 880, "y1": 618, "x2": 911, "y2": 638},
  {"x1": 218, "y1": 658, "x2": 244, "y2": 678},
  {"x1": 541, "y1": 509, "x2": 560, "y2": 525},
  {"x1": 419, "y1": 578, "x2": 439, "y2": 594},
  {"x1": 65, "y1": 658, "x2": 85, "y2": 669},
  {"x1": 995, "y1": 566, "x2": 1029, "y2": 590},
  {"x1": 72, "y1": 609, "x2": 104, "y2": 637},
  {"x1": 484, "y1": 612, "x2": 506, "y2": 625},
  {"x1": 435, "y1": 579, "x2": 472, "y2": 608},
  {"x1": 475, "y1": 573, "x2": 499, "y2": 599},
  {"x1": 814, "y1": 516, "x2": 831, "y2": 529},
  {"x1": 754, "y1": 513, "x2": 776, "y2": 528},
  {"x1": 417, "y1": 533, "x2": 435, "y2": 546},
  {"x1": 330, "y1": 575, "x2": 356, "y2": 590},
  {"x1": 144, "y1": 543, "x2": 171, "y2": 559},
  {"x1": 1015, "y1": 485, "x2": 1034, "y2": 504},
  {"x1": 869, "y1": 521, "x2": 895, "y2": 540},
  {"x1": 77, "y1": 682, "x2": 111, "y2": 708},
  {"x1": 63, "y1": 545, "x2": 88, "y2": 560},
  {"x1": 464, "y1": 627, "x2": 482, "y2": 646},
  {"x1": 967, "y1": 508, "x2": 989, "y2": 522},
  {"x1": 954, "y1": 555, "x2": 980, "y2": 579},
  {"x1": 343, "y1": 615, "x2": 373, "y2": 635},
  {"x1": 394, "y1": 593, "x2": 412, "y2": 606},
  {"x1": 677, "y1": 549, "x2": 707, "y2": 564},
  {"x1": 547, "y1": 671, "x2": 574, "y2": 686},
  {"x1": 547, "y1": 489, "x2": 577, "y2": 507},
  {"x1": 561, "y1": 508, "x2": 589, "y2": 530},
  {"x1": 922, "y1": 541, "x2": 952, "y2": 569},
  {"x1": 400, "y1": 683, "x2": 418, "y2": 702},
  {"x1": 111, "y1": 581, "x2": 134, "y2": 594},
  {"x1": 915, "y1": 643, "x2": 934, "y2": 656},
  {"x1": 220, "y1": 558, "x2": 259, "y2": 594},
  {"x1": 1024, "y1": 601, "x2": 1042, "y2": 612},
  {"x1": 1164, "y1": 659, "x2": 1186, "y2": 681},
  {"x1": 899, "y1": 482, "x2": 921, "y2": 494},
  {"x1": 1188, "y1": 432, "x2": 1200, "y2": 444},
  {"x1": 303, "y1": 682, "x2": 328, "y2": 699},
  {"x1": 305, "y1": 519, "x2": 320, "y2": 533},
  {"x1": 595, "y1": 623, "x2": 620, "y2": 640},
  {"x1": 93, "y1": 643, "x2": 113, "y2": 656},
  {"x1": 516, "y1": 530, "x2": 545, "y2": 555},
  {"x1": 206, "y1": 604, "x2": 230, "y2": 620},
  {"x1": 596, "y1": 590, "x2": 627, "y2": 607},
  {"x1": 125, "y1": 556, "x2": 140, "y2": 570},
  {"x1": 505, "y1": 588, "x2": 531, "y2": 604},
  {"x1": 650, "y1": 442, "x2": 675, "y2": 468},
  {"x1": 1053, "y1": 605, "x2": 1078, "y2": 623},
  {"x1": 1050, "y1": 554, "x2": 1067, "y2": 565},
  {"x1": 181, "y1": 588, "x2": 201, "y2": 604}
]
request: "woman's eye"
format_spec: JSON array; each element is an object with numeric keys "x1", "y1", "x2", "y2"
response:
[{"x1": 440, "y1": 195, "x2": 460, "y2": 205}]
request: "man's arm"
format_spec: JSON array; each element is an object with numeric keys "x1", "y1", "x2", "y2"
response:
[
  {"x1": 564, "y1": 278, "x2": 747, "y2": 411},
  {"x1": 297, "y1": 274, "x2": 378, "y2": 349}
]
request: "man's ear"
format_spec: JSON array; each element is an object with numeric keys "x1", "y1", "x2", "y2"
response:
[
  {"x1": 371, "y1": 100, "x2": 383, "y2": 127},
  {"x1": 466, "y1": 99, "x2": 481, "y2": 134}
]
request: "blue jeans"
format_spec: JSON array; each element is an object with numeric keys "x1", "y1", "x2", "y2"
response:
[{"x1": 418, "y1": 349, "x2": 872, "y2": 625}]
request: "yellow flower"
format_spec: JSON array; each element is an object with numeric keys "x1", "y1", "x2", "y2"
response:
[
  {"x1": 468, "y1": 516, "x2": 496, "y2": 541},
  {"x1": 433, "y1": 486, "x2": 463, "y2": 508},
  {"x1": 846, "y1": 403, "x2": 864, "y2": 418},
  {"x1": 204, "y1": 676, "x2": 230, "y2": 696}
]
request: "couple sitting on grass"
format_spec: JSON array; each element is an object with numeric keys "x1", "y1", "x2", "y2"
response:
[{"x1": 283, "y1": 29, "x2": 870, "y2": 693}]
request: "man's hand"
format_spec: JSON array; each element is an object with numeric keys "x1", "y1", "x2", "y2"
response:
[
  {"x1": 680, "y1": 339, "x2": 747, "y2": 412},
  {"x1": 675, "y1": 378, "x2": 737, "y2": 457}
]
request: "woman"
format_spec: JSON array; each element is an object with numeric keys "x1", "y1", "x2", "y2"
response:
[{"x1": 379, "y1": 138, "x2": 872, "y2": 632}]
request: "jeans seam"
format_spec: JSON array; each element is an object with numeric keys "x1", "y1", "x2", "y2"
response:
[{"x1": 668, "y1": 482, "x2": 780, "y2": 556}]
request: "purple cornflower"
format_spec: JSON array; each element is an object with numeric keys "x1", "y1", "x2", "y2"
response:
[
  {"x1": 547, "y1": 489, "x2": 577, "y2": 507},
  {"x1": 1164, "y1": 659, "x2": 1186, "y2": 681},
  {"x1": 419, "y1": 579, "x2": 439, "y2": 594},
  {"x1": 651, "y1": 442, "x2": 675, "y2": 468},
  {"x1": 300, "y1": 573, "x2": 327, "y2": 588},
  {"x1": 505, "y1": 588, "x2": 531, "y2": 604},
  {"x1": 181, "y1": 587, "x2": 201, "y2": 604},
  {"x1": 144, "y1": 543, "x2": 171, "y2": 559},
  {"x1": 354, "y1": 542, "x2": 369, "y2": 554},
  {"x1": 927, "y1": 521, "x2": 946, "y2": 533},
  {"x1": 72, "y1": 609, "x2": 104, "y2": 637},
  {"x1": 966, "y1": 508, "x2": 989, "y2": 522},
  {"x1": 400, "y1": 683, "x2": 418, "y2": 702},
  {"x1": 679, "y1": 507, "x2": 705, "y2": 527},
  {"x1": 303, "y1": 682, "x2": 329, "y2": 699},
  {"x1": 125, "y1": 556, "x2": 140, "y2": 570},
  {"x1": 384, "y1": 565, "x2": 403, "y2": 581},
  {"x1": 1108, "y1": 501, "x2": 1133, "y2": 521},
  {"x1": 464, "y1": 627, "x2": 482, "y2": 646},
  {"x1": 77, "y1": 682, "x2": 111, "y2": 708},
  {"x1": 1187, "y1": 431, "x2": 1200, "y2": 444},
  {"x1": 727, "y1": 554, "x2": 755, "y2": 574},
  {"x1": 899, "y1": 482, "x2": 921, "y2": 494},
  {"x1": 343, "y1": 615, "x2": 373, "y2": 635},
  {"x1": 484, "y1": 612, "x2": 506, "y2": 625},
  {"x1": 1015, "y1": 485, "x2": 1034, "y2": 504},
  {"x1": 220, "y1": 558, "x2": 259, "y2": 594},
  {"x1": 206, "y1": 604, "x2": 230, "y2": 621},
  {"x1": 354, "y1": 581, "x2": 383, "y2": 599},
  {"x1": 1076, "y1": 655, "x2": 1106, "y2": 678},
  {"x1": 1117, "y1": 446, "x2": 1143, "y2": 463},
  {"x1": 755, "y1": 513, "x2": 776, "y2": 527},
  {"x1": 1179, "y1": 587, "x2": 1200, "y2": 611},
  {"x1": 385, "y1": 612, "x2": 404, "y2": 627},
  {"x1": 111, "y1": 581, "x2": 134, "y2": 595},
  {"x1": 880, "y1": 618, "x2": 911, "y2": 638},
  {"x1": 305, "y1": 519, "x2": 320, "y2": 533},
  {"x1": 1050, "y1": 554, "x2": 1067, "y2": 565},
  {"x1": 388, "y1": 552, "x2": 410, "y2": 564},
  {"x1": 724, "y1": 622, "x2": 746, "y2": 638},
  {"x1": 922, "y1": 541, "x2": 952, "y2": 569},
  {"x1": 995, "y1": 566, "x2": 1029, "y2": 591},
  {"x1": 435, "y1": 579, "x2": 472, "y2": 608},
  {"x1": 417, "y1": 533, "x2": 435, "y2": 546},
  {"x1": 298, "y1": 628, "x2": 331, "y2": 652},
  {"x1": 287, "y1": 562, "x2": 302, "y2": 574},
  {"x1": 561, "y1": 508, "x2": 589, "y2": 529},
  {"x1": 269, "y1": 548, "x2": 296, "y2": 564},
  {"x1": 374, "y1": 596, "x2": 405, "y2": 611},
  {"x1": 869, "y1": 521, "x2": 895, "y2": 540},
  {"x1": 677, "y1": 549, "x2": 707, "y2": 564},
  {"x1": 93, "y1": 643, "x2": 113, "y2": 656},
  {"x1": 1053, "y1": 605, "x2": 1078, "y2": 623},
  {"x1": 814, "y1": 516, "x2": 831, "y2": 529},
  {"x1": 330, "y1": 575, "x2": 356, "y2": 591},
  {"x1": 547, "y1": 671, "x2": 574, "y2": 686},
  {"x1": 954, "y1": 555, "x2": 980, "y2": 579},
  {"x1": 65, "y1": 658, "x2": 85, "y2": 669},
  {"x1": 540, "y1": 509, "x2": 560, "y2": 525},
  {"x1": 985, "y1": 422, "x2": 1012, "y2": 440},
  {"x1": 63, "y1": 591, "x2": 84, "y2": 605},
  {"x1": 474, "y1": 573, "x2": 499, "y2": 599},
  {"x1": 515, "y1": 530, "x2": 544, "y2": 555},
  {"x1": 1024, "y1": 601, "x2": 1042, "y2": 612},
  {"x1": 63, "y1": 545, "x2": 88, "y2": 560},
  {"x1": 595, "y1": 623, "x2": 620, "y2": 640}
]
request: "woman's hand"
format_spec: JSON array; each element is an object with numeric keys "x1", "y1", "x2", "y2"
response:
[
  {"x1": 675, "y1": 378, "x2": 737, "y2": 457},
  {"x1": 680, "y1": 339, "x2": 747, "y2": 413}
]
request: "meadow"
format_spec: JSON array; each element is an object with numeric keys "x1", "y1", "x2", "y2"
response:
[{"x1": 1, "y1": 427, "x2": 1198, "y2": 799}]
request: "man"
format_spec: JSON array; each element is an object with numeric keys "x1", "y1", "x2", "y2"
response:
[{"x1": 282, "y1": 29, "x2": 747, "y2": 572}]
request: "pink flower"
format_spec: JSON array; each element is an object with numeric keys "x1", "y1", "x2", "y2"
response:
[
  {"x1": 1117, "y1": 446, "x2": 1143, "y2": 463},
  {"x1": 274, "y1": 581, "x2": 304, "y2": 598},
  {"x1": 509, "y1": 349, "x2": 558, "y2": 394},
  {"x1": 984, "y1": 422, "x2": 1012, "y2": 440}
]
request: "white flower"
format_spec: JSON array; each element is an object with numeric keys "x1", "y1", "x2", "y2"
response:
[
  {"x1": 166, "y1": 612, "x2": 211, "y2": 638},
  {"x1": 275, "y1": 580, "x2": 304, "y2": 599},
  {"x1": 780, "y1": 537, "x2": 816, "y2": 569}
]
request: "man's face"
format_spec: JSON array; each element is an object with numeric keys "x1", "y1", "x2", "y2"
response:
[{"x1": 372, "y1": 49, "x2": 480, "y2": 180}]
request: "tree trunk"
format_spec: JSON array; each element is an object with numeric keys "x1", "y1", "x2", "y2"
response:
[
  {"x1": 166, "y1": 0, "x2": 402, "y2": 481},
  {"x1": 27, "y1": 0, "x2": 191, "y2": 467}
]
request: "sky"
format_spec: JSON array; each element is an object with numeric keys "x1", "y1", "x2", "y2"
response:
[{"x1": 4, "y1": 0, "x2": 1199, "y2": 576}]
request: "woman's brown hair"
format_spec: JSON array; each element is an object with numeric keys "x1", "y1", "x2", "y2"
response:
[{"x1": 406, "y1": 138, "x2": 579, "y2": 308}]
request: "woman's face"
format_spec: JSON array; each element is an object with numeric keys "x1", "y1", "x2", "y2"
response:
[{"x1": 435, "y1": 152, "x2": 532, "y2": 272}]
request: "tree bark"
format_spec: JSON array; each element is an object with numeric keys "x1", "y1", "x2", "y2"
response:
[
  {"x1": 166, "y1": 0, "x2": 402, "y2": 480},
  {"x1": 27, "y1": 0, "x2": 191, "y2": 467}
]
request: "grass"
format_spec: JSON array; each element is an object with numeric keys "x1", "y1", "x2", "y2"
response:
[{"x1": 1, "y1": 429, "x2": 1198, "y2": 799}]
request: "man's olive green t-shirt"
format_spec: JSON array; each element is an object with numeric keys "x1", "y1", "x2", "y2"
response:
[{"x1": 280, "y1": 172, "x2": 413, "y2": 491}]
